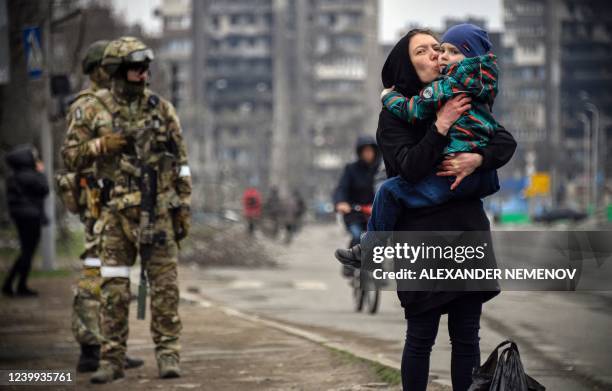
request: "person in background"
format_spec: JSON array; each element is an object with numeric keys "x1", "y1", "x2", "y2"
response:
[
  {"x1": 242, "y1": 187, "x2": 262, "y2": 236},
  {"x1": 264, "y1": 186, "x2": 282, "y2": 238},
  {"x1": 332, "y1": 136, "x2": 380, "y2": 277},
  {"x1": 281, "y1": 189, "x2": 307, "y2": 244},
  {"x1": 2, "y1": 145, "x2": 49, "y2": 297}
]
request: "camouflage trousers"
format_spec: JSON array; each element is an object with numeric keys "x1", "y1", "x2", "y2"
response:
[
  {"x1": 72, "y1": 266, "x2": 104, "y2": 346},
  {"x1": 72, "y1": 225, "x2": 103, "y2": 346},
  {"x1": 96, "y1": 209, "x2": 182, "y2": 369}
]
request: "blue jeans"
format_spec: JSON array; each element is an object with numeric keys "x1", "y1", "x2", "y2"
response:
[
  {"x1": 347, "y1": 222, "x2": 366, "y2": 247},
  {"x1": 367, "y1": 170, "x2": 499, "y2": 234},
  {"x1": 402, "y1": 293, "x2": 483, "y2": 391}
]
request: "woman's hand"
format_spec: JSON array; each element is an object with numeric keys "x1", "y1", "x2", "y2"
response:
[
  {"x1": 434, "y1": 94, "x2": 471, "y2": 136},
  {"x1": 436, "y1": 152, "x2": 483, "y2": 190}
]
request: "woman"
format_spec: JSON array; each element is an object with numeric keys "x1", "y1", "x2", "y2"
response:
[
  {"x1": 378, "y1": 29, "x2": 516, "y2": 391},
  {"x1": 2, "y1": 145, "x2": 49, "y2": 297}
]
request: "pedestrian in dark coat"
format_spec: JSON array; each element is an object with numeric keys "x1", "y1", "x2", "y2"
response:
[
  {"x1": 2, "y1": 145, "x2": 49, "y2": 297},
  {"x1": 332, "y1": 135, "x2": 380, "y2": 243},
  {"x1": 378, "y1": 29, "x2": 516, "y2": 391}
]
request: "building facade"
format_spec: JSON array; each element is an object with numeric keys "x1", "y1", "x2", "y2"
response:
[
  {"x1": 502, "y1": 0, "x2": 612, "y2": 208},
  {"x1": 190, "y1": 0, "x2": 379, "y2": 209}
]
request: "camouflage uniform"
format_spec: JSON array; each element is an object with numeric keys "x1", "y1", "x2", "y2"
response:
[
  {"x1": 67, "y1": 82, "x2": 105, "y2": 348},
  {"x1": 62, "y1": 40, "x2": 110, "y2": 351},
  {"x1": 62, "y1": 38, "x2": 191, "y2": 376}
]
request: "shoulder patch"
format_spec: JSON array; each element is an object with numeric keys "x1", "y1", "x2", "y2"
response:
[
  {"x1": 75, "y1": 107, "x2": 83, "y2": 121},
  {"x1": 422, "y1": 86, "x2": 434, "y2": 99}
]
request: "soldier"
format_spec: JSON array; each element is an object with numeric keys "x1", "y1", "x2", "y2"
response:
[
  {"x1": 62, "y1": 37, "x2": 192, "y2": 383},
  {"x1": 59, "y1": 40, "x2": 144, "y2": 374}
]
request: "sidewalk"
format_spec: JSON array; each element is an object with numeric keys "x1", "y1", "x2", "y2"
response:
[{"x1": 0, "y1": 273, "x2": 414, "y2": 390}]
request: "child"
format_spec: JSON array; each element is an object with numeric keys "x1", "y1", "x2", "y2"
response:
[{"x1": 336, "y1": 24, "x2": 502, "y2": 268}]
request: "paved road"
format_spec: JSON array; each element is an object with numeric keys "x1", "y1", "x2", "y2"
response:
[{"x1": 183, "y1": 223, "x2": 612, "y2": 390}]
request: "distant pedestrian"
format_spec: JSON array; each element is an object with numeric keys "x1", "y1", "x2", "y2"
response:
[
  {"x1": 281, "y1": 189, "x2": 307, "y2": 244},
  {"x1": 2, "y1": 145, "x2": 49, "y2": 297},
  {"x1": 242, "y1": 187, "x2": 262, "y2": 236},
  {"x1": 264, "y1": 186, "x2": 282, "y2": 237}
]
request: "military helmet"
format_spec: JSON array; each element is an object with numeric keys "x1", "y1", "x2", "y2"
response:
[
  {"x1": 101, "y1": 37, "x2": 154, "y2": 76},
  {"x1": 81, "y1": 40, "x2": 110, "y2": 75}
]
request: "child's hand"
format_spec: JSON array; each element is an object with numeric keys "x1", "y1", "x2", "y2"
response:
[{"x1": 381, "y1": 86, "x2": 395, "y2": 99}]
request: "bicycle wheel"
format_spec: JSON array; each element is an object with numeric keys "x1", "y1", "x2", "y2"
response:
[
  {"x1": 365, "y1": 289, "x2": 380, "y2": 314},
  {"x1": 352, "y1": 271, "x2": 365, "y2": 312}
]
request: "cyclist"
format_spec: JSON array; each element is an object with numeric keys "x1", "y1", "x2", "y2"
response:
[{"x1": 332, "y1": 136, "x2": 380, "y2": 276}]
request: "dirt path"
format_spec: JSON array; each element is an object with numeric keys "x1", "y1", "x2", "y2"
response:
[{"x1": 0, "y1": 274, "x2": 402, "y2": 390}]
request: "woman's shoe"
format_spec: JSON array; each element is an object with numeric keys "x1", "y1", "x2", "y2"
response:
[
  {"x1": 2, "y1": 283, "x2": 13, "y2": 297},
  {"x1": 15, "y1": 287, "x2": 38, "y2": 297}
]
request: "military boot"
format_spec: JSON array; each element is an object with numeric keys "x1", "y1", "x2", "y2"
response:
[
  {"x1": 158, "y1": 355, "x2": 180, "y2": 379},
  {"x1": 125, "y1": 355, "x2": 144, "y2": 369},
  {"x1": 77, "y1": 344, "x2": 100, "y2": 373},
  {"x1": 90, "y1": 362, "x2": 124, "y2": 384}
]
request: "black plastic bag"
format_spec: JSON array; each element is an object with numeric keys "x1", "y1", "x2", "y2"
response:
[{"x1": 468, "y1": 340, "x2": 545, "y2": 391}]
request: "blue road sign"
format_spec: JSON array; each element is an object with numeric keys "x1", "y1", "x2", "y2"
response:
[{"x1": 23, "y1": 26, "x2": 43, "y2": 80}]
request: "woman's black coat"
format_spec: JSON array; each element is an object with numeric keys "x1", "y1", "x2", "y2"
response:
[
  {"x1": 5, "y1": 146, "x2": 49, "y2": 223},
  {"x1": 378, "y1": 32, "x2": 517, "y2": 317},
  {"x1": 377, "y1": 110, "x2": 516, "y2": 316}
]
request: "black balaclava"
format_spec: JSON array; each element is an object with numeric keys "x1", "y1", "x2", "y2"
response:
[
  {"x1": 114, "y1": 64, "x2": 148, "y2": 101},
  {"x1": 381, "y1": 31, "x2": 426, "y2": 98}
]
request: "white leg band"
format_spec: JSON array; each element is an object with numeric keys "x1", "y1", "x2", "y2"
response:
[
  {"x1": 100, "y1": 266, "x2": 131, "y2": 278},
  {"x1": 179, "y1": 165, "x2": 191, "y2": 177},
  {"x1": 83, "y1": 257, "x2": 102, "y2": 268}
]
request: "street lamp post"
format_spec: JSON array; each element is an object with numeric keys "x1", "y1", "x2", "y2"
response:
[
  {"x1": 584, "y1": 102, "x2": 600, "y2": 209},
  {"x1": 579, "y1": 112, "x2": 591, "y2": 212}
]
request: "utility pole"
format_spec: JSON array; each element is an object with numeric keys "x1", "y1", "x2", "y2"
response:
[
  {"x1": 40, "y1": 2, "x2": 55, "y2": 270},
  {"x1": 584, "y1": 101, "x2": 600, "y2": 209},
  {"x1": 270, "y1": 0, "x2": 290, "y2": 197},
  {"x1": 545, "y1": 0, "x2": 561, "y2": 207},
  {"x1": 191, "y1": 0, "x2": 218, "y2": 210},
  {"x1": 579, "y1": 112, "x2": 591, "y2": 211}
]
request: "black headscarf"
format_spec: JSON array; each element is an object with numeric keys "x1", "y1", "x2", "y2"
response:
[{"x1": 381, "y1": 31, "x2": 426, "y2": 97}]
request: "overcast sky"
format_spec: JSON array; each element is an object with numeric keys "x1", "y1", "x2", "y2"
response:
[{"x1": 111, "y1": 0, "x2": 502, "y2": 43}]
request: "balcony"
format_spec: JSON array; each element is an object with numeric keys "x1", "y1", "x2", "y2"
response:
[{"x1": 207, "y1": 46, "x2": 271, "y2": 59}]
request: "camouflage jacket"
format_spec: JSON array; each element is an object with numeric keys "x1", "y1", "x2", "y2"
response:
[
  {"x1": 62, "y1": 88, "x2": 192, "y2": 215},
  {"x1": 60, "y1": 82, "x2": 104, "y2": 221}
]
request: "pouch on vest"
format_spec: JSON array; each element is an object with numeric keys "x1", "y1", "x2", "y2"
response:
[{"x1": 55, "y1": 170, "x2": 82, "y2": 214}]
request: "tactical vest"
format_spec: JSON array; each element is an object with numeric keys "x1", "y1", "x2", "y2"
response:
[{"x1": 92, "y1": 89, "x2": 182, "y2": 215}]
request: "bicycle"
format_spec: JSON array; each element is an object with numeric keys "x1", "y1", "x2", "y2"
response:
[{"x1": 341, "y1": 204, "x2": 380, "y2": 314}]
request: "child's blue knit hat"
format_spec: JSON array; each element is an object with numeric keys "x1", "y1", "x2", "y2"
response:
[{"x1": 441, "y1": 23, "x2": 492, "y2": 57}]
